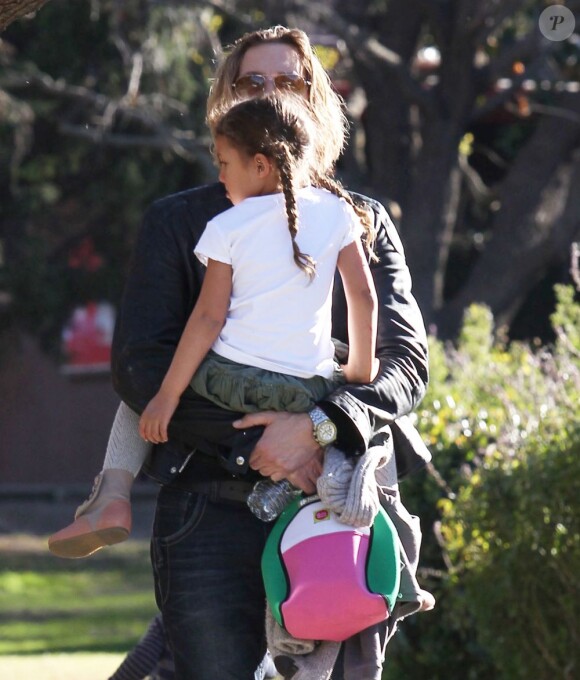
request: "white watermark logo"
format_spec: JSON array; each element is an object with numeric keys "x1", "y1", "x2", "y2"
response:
[{"x1": 539, "y1": 5, "x2": 576, "y2": 41}]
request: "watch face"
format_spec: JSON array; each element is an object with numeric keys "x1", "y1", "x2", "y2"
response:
[{"x1": 317, "y1": 421, "x2": 337, "y2": 444}]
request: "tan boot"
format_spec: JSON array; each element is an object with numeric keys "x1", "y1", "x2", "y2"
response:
[{"x1": 48, "y1": 469, "x2": 133, "y2": 558}]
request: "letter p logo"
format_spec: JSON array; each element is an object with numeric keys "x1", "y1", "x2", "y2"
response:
[{"x1": 539, "y1": 6, "x2": 575, "y2": 41}]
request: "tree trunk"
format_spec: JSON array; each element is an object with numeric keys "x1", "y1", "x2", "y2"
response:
[
  {"x1": 437, "y1": 93, "x2": 580, "y2": 337},
  {"x1": 398, "y1": 118, "x2": 465, "y2": 325},
  {"x1": 398, "y1": 31, "x2": 478, "y2": 324},
  {"x1": 350, "y1": 0, "x2": 423, "y2": 206}
]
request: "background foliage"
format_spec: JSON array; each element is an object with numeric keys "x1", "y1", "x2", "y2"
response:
[
  {"x1": 2, "y1": 0, "x2": 580, "y2": 353},
  {"x1": 387, "y1": 285, "x2": 580, "y2": 679}
]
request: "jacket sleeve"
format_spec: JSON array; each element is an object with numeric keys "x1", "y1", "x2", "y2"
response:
[
  {"x1": 320, "y1": 198, "x2": 429, "y2": 455},
  {"x1": 111, "y1": 190, "x2": 212, "y2": 413}
]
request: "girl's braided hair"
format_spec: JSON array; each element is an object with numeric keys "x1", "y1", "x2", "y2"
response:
[{"x1": 214, "y1": 95, "x2": 376, "y2": 279}]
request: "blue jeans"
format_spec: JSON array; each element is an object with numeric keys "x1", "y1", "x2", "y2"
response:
[
  {"x1": 151, "y1": 486, "x2": 271, "y2": 679},
  {"x1": 151, "y1": 485, "x2": 348, "y2": 680}
]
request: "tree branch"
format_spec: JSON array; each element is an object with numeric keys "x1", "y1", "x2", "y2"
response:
[
  {"x1": 469, "y1": 0, "x2": 530, "y2": 44},
  {"x1": 58, "y1": 122, "x2": 214, "y2": 172},
  {"x1": 0, "y1": 0, "x2": 50, "y2": 32},
  {"x1": 2, "y1": 70, "x2": 189, "y2": 128},
  {"x1": 364, "y1": 35, "x2": 436, "y2": 112},
  {"x1": 1, "y1": 68, "x2": 215, "y2": 176}
]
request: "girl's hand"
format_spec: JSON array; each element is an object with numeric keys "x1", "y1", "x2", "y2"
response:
[{"x1": 138, "y1": 392, "x2": 180, "y2": 444}]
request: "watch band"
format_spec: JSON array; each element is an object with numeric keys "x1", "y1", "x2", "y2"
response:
[
  {"x1": 308, "y1": 406, "x2": 330, "y2": 428},
  {"x1": 308, "y1": 406, "x2": 337, "y2": 446}
]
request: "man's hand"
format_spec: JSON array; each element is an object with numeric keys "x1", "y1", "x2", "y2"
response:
[{"x1": 232, "y1": 411, "x2": 323, "y2": 494}]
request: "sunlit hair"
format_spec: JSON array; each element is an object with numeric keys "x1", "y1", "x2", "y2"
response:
[
  {"x1": 207, "y1": 26, "x2": 347, "y2": 177},
  {"x1": 214, "y1": 96, "x2": 376, "y2": 278}
]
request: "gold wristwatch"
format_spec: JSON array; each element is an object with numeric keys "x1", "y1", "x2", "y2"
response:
[{"x1": 308, "y1": 406, "x2": 337, "y2": 447}]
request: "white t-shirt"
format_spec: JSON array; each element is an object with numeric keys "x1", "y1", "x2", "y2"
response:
[{"x1": 194, "y1": 186, "x2": 362, "y2": 379}]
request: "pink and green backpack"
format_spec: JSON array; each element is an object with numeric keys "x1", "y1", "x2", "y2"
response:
[{"x1": 262, "y1": 495, "x2": 401, "y2": 642}]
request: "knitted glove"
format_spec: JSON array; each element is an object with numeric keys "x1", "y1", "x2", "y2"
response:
[
  {"x1": 316, "y1": 446, "x2": 355, "y2": 516},
  {"x1": 339, "y1": 446, "x2": 387, "y2": 528}
]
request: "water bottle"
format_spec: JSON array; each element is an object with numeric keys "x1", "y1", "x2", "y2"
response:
[{"x1": 246, "y1": 479, "x2": 301, "y2": 521}]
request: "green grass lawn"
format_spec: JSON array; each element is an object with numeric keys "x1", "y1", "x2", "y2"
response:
[{"x1": 0, "y1": 535, "x2": 158, "y2": 656}]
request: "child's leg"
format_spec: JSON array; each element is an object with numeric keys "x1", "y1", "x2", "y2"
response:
[
  {"x1": 48, "y1": 402, "x2": 150, "y2": 559},
  {"x1": 102, "y1": 400, "x2": 150, "y2": 475}
]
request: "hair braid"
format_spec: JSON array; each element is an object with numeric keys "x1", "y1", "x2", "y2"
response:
[
  {"x1": 277, "y1": 145, "x2": 316, "y2": 280},
  {"x1": 313, "y1": 173, "x2": 377, "y2": 261}
]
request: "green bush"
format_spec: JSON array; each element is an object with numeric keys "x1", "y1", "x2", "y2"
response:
[
  {"x1": 384, "y1": 285, "x2": 580, "y2": 679},
  {"x1": 441, "y1": 427, "x2": 580, "y2": 679}
]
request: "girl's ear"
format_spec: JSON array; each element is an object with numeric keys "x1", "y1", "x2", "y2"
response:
[{"x1": 254, "y1": 153, "x2": 272, "y2": 177}]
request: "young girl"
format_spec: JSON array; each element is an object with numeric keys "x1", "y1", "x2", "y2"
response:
[{"x1": 48, "y1": 94, "x2": 378, "y2": 558}]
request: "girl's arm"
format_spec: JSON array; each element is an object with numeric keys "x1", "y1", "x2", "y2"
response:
[
  {"x1": 336, "y1": 239, "x2": 379, "y2": 383},
  {"x1": 139, "y1": 258, "x2": 232, "y2": 444}
]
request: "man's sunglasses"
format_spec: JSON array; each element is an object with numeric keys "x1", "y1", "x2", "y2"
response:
[{"x1": 232, "y1": 73, "x2": 311, "y2": 98}]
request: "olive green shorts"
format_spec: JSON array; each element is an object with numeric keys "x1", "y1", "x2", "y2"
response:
[{"x1": 190, "y1": 350, "x2": 344, "y2": 413}]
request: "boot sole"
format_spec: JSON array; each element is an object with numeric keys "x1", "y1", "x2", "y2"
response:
[{"x1": 48, "y1": 527, "x2": 130, "y2": 559}]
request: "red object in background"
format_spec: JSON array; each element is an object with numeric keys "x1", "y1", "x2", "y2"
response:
[
  {"x1": 67, "y1": 237, "x2": 104, "y2": 272},
  {"x1": 61, "y1": 301, "x2": 115, "y2": 373}
]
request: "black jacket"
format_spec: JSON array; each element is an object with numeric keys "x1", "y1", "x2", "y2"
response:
[{"x1": 111, "y1": 183, "x2": 431, "y2": 484}]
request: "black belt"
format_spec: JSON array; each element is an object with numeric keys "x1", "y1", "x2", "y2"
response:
[{"x1": 172, "y1": 478, "x2": 255, "y2": 504}]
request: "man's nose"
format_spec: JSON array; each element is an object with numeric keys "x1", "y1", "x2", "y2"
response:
[{"x1": 262, "y1": 78, "x2": 276, "y2": 94}]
